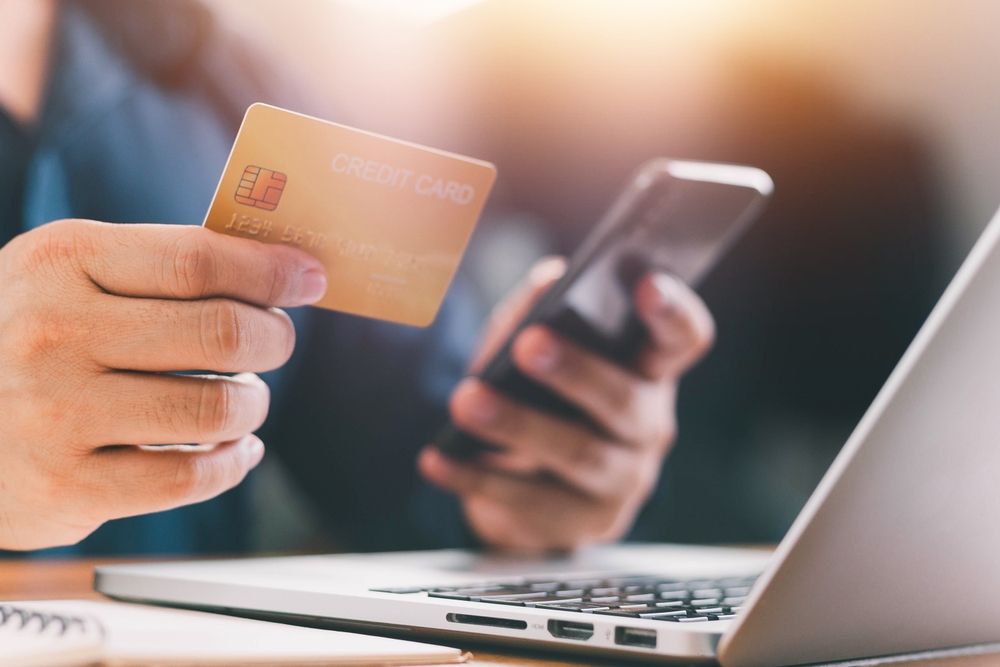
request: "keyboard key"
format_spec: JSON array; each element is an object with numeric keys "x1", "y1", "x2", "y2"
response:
[
  {"x1": 555, "y1": 589, "x2": 587, "y2": 598},
  {"x1": 694, "y1": 607, "x2": 724, "y2": 614},
  {"x1": 654, "y1": 600, "x2": 685, "y2": 608},
  {"x1": 478, "y1": 598, "x2": 530, "y2": 607},
  {"x1": 528, "y1": 582, "x2": 561, "y2": 592},
  {"x1": 624, "y1": 593, "x2": 656, "y2": 602},
  {"x1": 589, "y1": 587, "x2": 620, "y2": 597},
  {"x1": 724, "y1": 586, "x2": 752, "y2": 597},
  {"x1": 476, "y1": 592, "x2": 551, "y2": 602},
  {"x1": 525, "y1": 597, "x2": 583, "y2": 607},
  {"x1": 717, "y1": 577, "x2": 756, "y2": 587},
  {"x1": 693, "y1": 588, "x2": 724, "y2": 599},
  {"x1": 604, "y1": 576, "x2": 659, "y2": 587},
  {"x1": 639, "y1": 610, "x2": 688, "y2": 619},
  {"x1": 656, "y1": 582, "x2": 688, "y2": 592},
  {"x1": 428, "y1": 591, "x2": 472, "y2": 600},
  {"x1": 722, "y1": 596, "x2": 746, "y2": 606},
  {"x1": 593, "y1": 606, "x2": 659, "y2": 617},
  {"x1": 588, "y1": 596, "x2": 621, "y2": 605},
  {"x1": 537, "y1": 602, "x2": 612, "y2": 612},
  {"x1": 369, "y1": 586, "x2": 427, "y2": 594},
  {"x1": 677, "y1": 616, "x2": 710, "y2": 623},
  {"x1": 690, "y1": 598, "x2": 720, "y2": 606},
  {"x1": 659, "y1": 591, "x2": 689, "y2": 601},
  {"x1": 454, "y1": 587, "x2": 519, "y2": 596}
]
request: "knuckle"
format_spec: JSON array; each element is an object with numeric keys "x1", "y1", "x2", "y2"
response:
[
  {"x1": 12, "y1": 219, "x2": 91, "y2": 274},
  {"x1": 195, "y1": 380, "x2": 237, "y2": 437},
  {"x1": 169, "y1": 456, "x2": 210, "y2": 499},
  {"x1": 263, "y1": 253, "x2": 295, "y2": 304},
  {"x1": 168, "y1": 232, "x2": 217, "y2": 298},
  {"x1": 6, "y1": 308, "x2": 72, "y2": 363},
  {"x1": 201, "y1": 301, "x2": 247, "y2": 368}
]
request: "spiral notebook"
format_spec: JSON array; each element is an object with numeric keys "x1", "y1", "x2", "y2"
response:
[{"x1": 1, "y1": 600, "x2": 469, "y2": 666}]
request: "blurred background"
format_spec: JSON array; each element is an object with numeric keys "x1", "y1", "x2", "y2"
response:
[{"x1": 204, "y1": 0, "x2": 1000, "y2": 549}]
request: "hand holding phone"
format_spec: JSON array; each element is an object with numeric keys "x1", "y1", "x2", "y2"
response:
[{"x1": 435, "y1": 159, "x2": 773, "y2": 459}]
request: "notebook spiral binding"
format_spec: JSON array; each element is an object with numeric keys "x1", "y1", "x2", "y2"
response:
[{"x1": 0, "y1": 603, "x2": 105, "y2": 639}]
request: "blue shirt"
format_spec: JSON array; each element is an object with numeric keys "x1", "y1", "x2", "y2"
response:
[{"x1": 4, "y1": 3, "x2": 479, "y2": 556}]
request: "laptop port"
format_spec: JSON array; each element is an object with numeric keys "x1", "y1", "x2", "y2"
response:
[
  {"x1": 547, "y1": 620, "x2": 594, "y2": 641},
  {"x1": 615, "y1": 626, "x2": 657, "y2": 649},
  {"x1": 445, "y1": 613, "x2": 527, "y2": 630}
]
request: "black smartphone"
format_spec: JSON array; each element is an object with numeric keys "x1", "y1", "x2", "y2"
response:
[{"x1": 436, "y1": 159, "x2": 773, "y2": 459}]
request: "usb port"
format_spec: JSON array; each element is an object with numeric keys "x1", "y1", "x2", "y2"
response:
[
  {"x1": 547, "y1": 619, "x2": 594, "y2": 641},
  {"x1": 615, "y1": 626, "x2": 657, "y2": 649}
]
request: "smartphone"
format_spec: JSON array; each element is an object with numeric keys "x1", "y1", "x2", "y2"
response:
[{"x1": 436, "y1": 159, "x2": 773, "y2": 459}]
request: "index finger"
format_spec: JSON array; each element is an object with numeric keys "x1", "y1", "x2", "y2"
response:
[
  {"x1": 78, "y1": 220, "x2": 328, "y2": 307},
  {"x1": 634, "y1": 273, "x2": 715, "y2": 379},
  {"x1": 470, "y1": 256, "x2": 566, "y2": 372}
]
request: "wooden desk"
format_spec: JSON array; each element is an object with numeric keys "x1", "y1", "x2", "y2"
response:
[{"x1": 1, "y1": 558, "x2": 995, "y2": 667}]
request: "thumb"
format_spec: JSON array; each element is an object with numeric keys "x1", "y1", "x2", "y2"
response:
[{"x1": 469, "y1": 256, "x2": 566, "y2": 373}]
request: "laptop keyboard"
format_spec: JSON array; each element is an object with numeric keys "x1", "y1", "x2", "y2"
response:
[{"x1": 371, "y1": 574, "x2": 757, "y2": 623}]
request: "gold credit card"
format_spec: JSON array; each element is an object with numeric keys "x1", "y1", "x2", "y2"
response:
[{"x1": 204, "y1": 103, "x2": 497, "y2": 326}]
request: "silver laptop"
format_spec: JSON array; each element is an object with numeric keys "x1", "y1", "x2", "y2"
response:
[{"x1": 96, "y1": 206, "x2": 1000, "y2": 665}]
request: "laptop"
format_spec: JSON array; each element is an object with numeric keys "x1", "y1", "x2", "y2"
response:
[{"x1": 96, "y1": 206, "x2": 1000, "y2": 666}]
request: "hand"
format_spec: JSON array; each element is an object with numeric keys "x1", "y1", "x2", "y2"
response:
[
  {"x1": 420, "y1": 257, "x2": 714, "y2": 552},
  {"x1": 0, "y1": 219, "x2": 327, "y2": 550}
]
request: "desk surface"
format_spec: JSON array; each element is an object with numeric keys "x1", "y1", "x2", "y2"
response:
[{"x1": 0, "y1": 558, "x2": 995, "y2": 667}]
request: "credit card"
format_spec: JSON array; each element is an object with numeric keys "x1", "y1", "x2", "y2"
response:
[{"x1": 203, "y1": 103, "x2": 497, "y2": 326}]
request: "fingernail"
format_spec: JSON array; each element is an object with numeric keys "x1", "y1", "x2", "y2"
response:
[
  {"x1": 529, "y1": 336, "x2": 560, "y2": 373},
  {"x1": 651, "y1": 274, "x2": 680, "y2": 314},
  {"x1": 299, "y1": 269, "x2": 328, "y2": 303}
]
